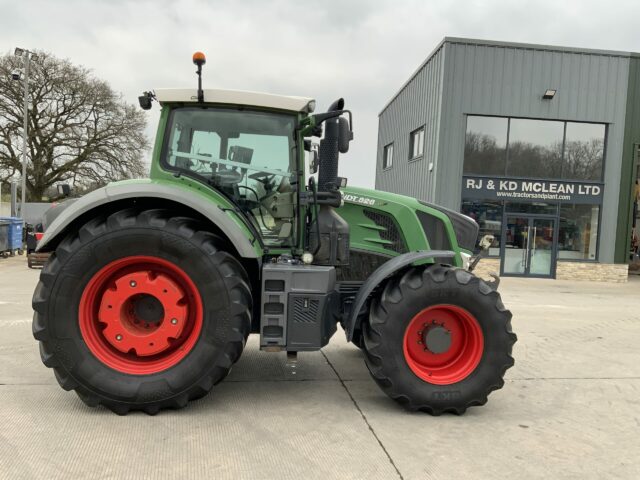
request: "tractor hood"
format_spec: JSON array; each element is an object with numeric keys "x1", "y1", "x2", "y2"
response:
[
  {"x1": 341, "y1": 186, "x2": 479, "y2": 253},
  {"x1": 341, "y1": 186, "x2": 426, "y2": 210}
]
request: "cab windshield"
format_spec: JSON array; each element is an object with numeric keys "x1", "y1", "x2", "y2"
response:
[{"x1": 162, "y1": 107, "x2": 297, "y2": 247}]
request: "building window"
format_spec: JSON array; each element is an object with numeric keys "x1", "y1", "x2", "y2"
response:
[
  {"x1": 464, "y1": 116, "x2": 508, "y2": 176},
  {"x1": 557, "y1": 204, "x2": 599, "y2": 260},
  {"x1": 507, "y1": 118, "x2": 564, "y2": 178},
  {"x1": 460, "y1": 199, "x2": 503, "y2": 256},
  {"x1": 463, "y1": 116, "x2": 606, "y2": 181},
  {"x1": 563, "y1": 122, "x2": 605, "y2": 181},
  {"x1": 383, "y1": 143, "x2": 393, "y2": 169},
  {"x1": 461, "y1": 199, "x2": 600, "y2": 262},
  {"x1": 409, "y1": 126, "x2": 425, "y2": 160}
]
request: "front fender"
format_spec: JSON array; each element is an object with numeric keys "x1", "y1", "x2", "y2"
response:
[
  {"x1": 345, "y1": 250, "x2": 456, "y2": 342},
  {"x1": 37, "y1": 180, "x2": 260, "y2": 258}
]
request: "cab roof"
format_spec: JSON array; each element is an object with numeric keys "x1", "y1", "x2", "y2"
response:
[{"x1": 154, "y1": 88, "x2": 315, "y2": 113}]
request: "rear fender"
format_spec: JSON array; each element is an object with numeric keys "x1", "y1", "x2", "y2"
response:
[
  {"x1": 37, "y1": 181, "x2": 260, "y2": 259},
  {"x1": 345, "y1": 250, "x2": 455, "y2": 342}
]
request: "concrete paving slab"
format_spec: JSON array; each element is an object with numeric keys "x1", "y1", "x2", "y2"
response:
[
  {"x1": 1, "y1": 255, "x2": 640, "y2": 479},
  {"x1": 499, "y1": 278, "x2": 640, "y2": 380},
  {"x1": 0, "y1": 381, "x2": 399, "y2": 480},
  {"x1": 346, "y1": 378, "x2": 640, "y2": 480},
  {"x1": 227, "y1": 336, "x2": 337, "y2": 382}
]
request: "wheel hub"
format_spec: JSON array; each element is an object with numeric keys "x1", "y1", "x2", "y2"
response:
[
  {"x1": 422, "y1": 323, "x2": 451, "y2": 354},
  {"x1": 132, "y1": 294, "x2": 165, "y2": 324},
  {"x1": 98, "y1": 270, "x2": 187, "y2": 356},
  {"x1": 79, "y1": 256, "x2": 203, "y2": 375},
  {"x1": 403, "y1": 305, "x2": 484, "y2": 385}
]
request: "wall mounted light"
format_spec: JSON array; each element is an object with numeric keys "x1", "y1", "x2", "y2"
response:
[{"x1": 542, "y1": 89, "x2": 557, "y2": 100}]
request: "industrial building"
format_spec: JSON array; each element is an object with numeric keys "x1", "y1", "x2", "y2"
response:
[{"x1": 376, "y1": 37, "x2": 640, "y2": 281}]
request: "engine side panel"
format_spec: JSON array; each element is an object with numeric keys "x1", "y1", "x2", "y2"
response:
[{"x1": 339, "y1": 186, "x2": 464, "y2": 274}]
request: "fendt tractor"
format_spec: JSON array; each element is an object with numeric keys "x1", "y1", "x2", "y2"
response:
[{"x1": 32, "y1": 52, "x2": 516, "y2": 415}]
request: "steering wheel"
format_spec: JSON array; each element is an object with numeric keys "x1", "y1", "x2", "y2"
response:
[
  {"x1": 249, "y1": 171, "x2": 277, "y2": 191},
  {"x1": 248, "y1": 171, "x2": 275, "y2": 182}
]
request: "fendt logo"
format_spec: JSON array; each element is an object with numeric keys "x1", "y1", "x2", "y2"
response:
[{"x1": 342, "y1": 193, "x2": 376, "y2": 206}]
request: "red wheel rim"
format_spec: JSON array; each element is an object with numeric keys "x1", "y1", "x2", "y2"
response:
[
  {"x1": 403, "y1": 305, "x2": 484, "y2": 385},
  {"x1": 79, "y1": 256, "x2": 203, "y2": 375}
]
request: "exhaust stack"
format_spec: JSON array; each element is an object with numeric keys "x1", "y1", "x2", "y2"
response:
[
  {"x1": 308, "y1": 99, "x2": 351, "y2": 266},
  {"x1": 317, "y1": 98, "x2": 344, "y2": 192}
]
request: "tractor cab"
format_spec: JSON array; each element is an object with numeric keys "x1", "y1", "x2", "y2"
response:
[
  {"x1": 152, "y1": 91, "x2": 312, "y2": 247},
  {"x1": 136, "y1": 53, "x2": 355, "y2": 255}
]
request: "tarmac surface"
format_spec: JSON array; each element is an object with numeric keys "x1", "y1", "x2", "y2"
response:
[{"x1": 0, "y1": 254, "x2": 638, "y2": 479}]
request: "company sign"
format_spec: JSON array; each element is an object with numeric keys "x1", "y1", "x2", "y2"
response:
[{"x1": 462, "y1": 176, "x2": 604, "y2": 205}]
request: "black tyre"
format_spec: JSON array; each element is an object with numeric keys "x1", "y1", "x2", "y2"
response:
[
  {"x1": 32, "y1": 208, "x2": 252, "y2": 415},
  {"x1": 363, "y1": 264, "x2": 516, "y2": 415}
]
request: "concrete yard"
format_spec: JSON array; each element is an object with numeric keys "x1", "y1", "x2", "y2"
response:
[{"x1": 0, "y1": 254, "x2": 638, "y2": 479}]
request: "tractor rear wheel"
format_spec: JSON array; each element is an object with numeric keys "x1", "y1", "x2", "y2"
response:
[
  {"x1": 363, "y1": 264, "x2": 516, "y2": 414},
  {"x1": 32, "y1": 208, "x2": 252, "y2": 415}
]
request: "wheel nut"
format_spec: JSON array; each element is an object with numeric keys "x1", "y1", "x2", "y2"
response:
[
  {"x1": 116, "y1": 334, "x2": 123, "y2": 341},
  {"x1": 130, "y1": 280, "x2": 137, "y2": 287},
  {"x1": 171, "y1": 318, "x2": 178, "y2": 325}
]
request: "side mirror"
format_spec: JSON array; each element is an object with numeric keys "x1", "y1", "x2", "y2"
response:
[
  {"x1": 338, "y1": 117, "x2": 353, "y2": 154},
  {"x1": 138, "y1": 96, "x2": 152, "y2": 110},
  {"x1": 138, "y1": 91, "x2": 155, "y2": 110},
  {"x1": 479, "y1": 234, "x2": 494, "y2": 250},
  {"x1": 309, "y1": 144, "x2": 319, "y2": 174}
]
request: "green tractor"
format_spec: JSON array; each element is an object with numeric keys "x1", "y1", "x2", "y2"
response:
[{"x1": 32, "y1": 52, "x2": 516, "y2": 415}]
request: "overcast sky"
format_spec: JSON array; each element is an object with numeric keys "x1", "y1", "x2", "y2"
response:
[{"x1": 2, "y1": 0, "x2": 640, "y2": 187}]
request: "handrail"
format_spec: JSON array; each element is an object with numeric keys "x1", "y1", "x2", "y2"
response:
[{"x1": 168, "y1": 151, "x2": 290, "y2": 177}]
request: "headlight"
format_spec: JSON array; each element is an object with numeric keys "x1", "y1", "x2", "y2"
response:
[
  {"x1": 460, "y1": 252, "x2": 472, "y2": 270},
  {"x1": 307, "y1": 100, "x2": 316, "y2": 113}
]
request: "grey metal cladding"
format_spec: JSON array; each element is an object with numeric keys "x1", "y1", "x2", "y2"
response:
[
  {"x1": 376, "y1": 37, "x2": 632, "y2": 264},
  {"x1": 37, "y1": 182, "x2": 259, "y2": 258},
  {"x1": 375, "y1": 44, "x2": 445, "y2": 203}
]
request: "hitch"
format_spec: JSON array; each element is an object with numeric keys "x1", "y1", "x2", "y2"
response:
[{"x1": 286, "y1": 351, "x2": 298, "y2": 376}]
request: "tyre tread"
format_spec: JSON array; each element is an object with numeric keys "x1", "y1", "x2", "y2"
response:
[
  {"x1": 363, "y1": 264, "x2": 516, "y2": 415},
  {"x1": 32, "y1": 208, "x2": 252, "y2": 415}
]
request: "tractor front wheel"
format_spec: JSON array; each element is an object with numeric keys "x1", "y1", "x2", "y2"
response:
[
  {"x1": 363, "y1": 265, "x2": 516, "y2": 414},
  {"x1": 32, "y1": 208, "x2": 252, "y2": 415}
]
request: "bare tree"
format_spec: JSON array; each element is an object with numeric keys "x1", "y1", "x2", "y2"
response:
[{"x1": 0, "y1": 51, "x2": 147, "y2": 201}]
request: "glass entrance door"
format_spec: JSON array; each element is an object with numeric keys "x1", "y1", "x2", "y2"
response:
[{"x1": 502, "y1": 216, "x2": 556, "y2": 277}]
